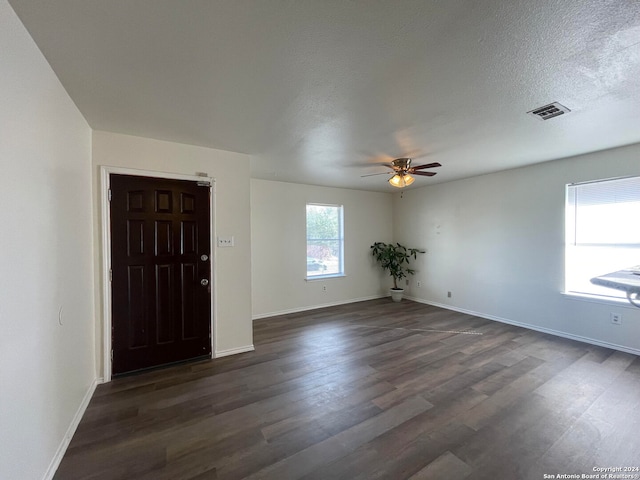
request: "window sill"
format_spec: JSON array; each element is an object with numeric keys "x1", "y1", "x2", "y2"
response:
[
  {"x1": 561, "y1": 291, "x2": 637, "y2": 309},
  {"x1": 305, "y1": 274, "x2": 346, "y2": 282}
]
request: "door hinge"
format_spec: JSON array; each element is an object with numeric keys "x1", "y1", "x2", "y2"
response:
[
  {"x1": 109, "y1": 268, "x2": 113, "y2": 282},
  {"x1": 108, "y1": 189, "x2": 112, "y2": 201},
  {"x1": 111, "y1": 350, "x2": 113, "y2": 363}
]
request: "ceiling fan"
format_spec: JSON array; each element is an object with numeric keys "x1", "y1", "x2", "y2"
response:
[{"x1": 361, "y1": 158, "x2": 442, "y2": 188}]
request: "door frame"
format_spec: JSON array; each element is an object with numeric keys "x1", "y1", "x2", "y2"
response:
[{"x1": 100, "y1": 166, "x2": 217, "y2": 382}]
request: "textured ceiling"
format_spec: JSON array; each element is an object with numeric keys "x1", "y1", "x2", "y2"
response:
[{"x1": 8, "y1": 0, "x2": 640, "y2": 191}]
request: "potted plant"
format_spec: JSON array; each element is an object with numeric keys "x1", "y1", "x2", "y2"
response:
[{"x1": 370, "y1": 242, "x2": 425, "y2": 302}]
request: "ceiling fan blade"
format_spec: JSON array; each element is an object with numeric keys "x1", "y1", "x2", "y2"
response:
[
  {"x1": 406, "y1": 148, "x2": 443, "y2": 160},
  {"x1": 412, "y1": 171, "x2": 437, "y2": 177},
  {"x1": 347, "y1": 161, "x2": 393, "y2": 168},
  {"x1": 360, "y1": 172, "x2": 392, "y2": 177},
  {"x1": 411, "y1": 162, "x2": 442, "y2": 170}
]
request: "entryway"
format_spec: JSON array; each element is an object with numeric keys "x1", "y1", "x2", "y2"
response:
[{"x1": 109, "y1": 174, "x2": 212, "y2": 375}]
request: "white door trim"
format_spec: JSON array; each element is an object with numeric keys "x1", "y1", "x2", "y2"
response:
[{"x1": 100, "y1": 166, "x2": 216, "y2": 382}]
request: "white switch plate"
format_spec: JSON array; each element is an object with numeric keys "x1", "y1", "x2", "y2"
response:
[
  {"x1": 610, "y1": 312, "x2": 622, "y2": 325},
  {"x1": 217, "y1": 236, "x2": 234, "y2": 247}
]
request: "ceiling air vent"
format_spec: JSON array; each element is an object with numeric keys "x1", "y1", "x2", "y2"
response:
[{"x1": 527, "y1": 102, "x2": 570, "y2": 121}]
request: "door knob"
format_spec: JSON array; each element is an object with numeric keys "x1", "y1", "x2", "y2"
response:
[
  {"x1": 200, "y1": 279, "x2": 209, "y2": 286},
  {"x1": 200, "y1": 254, "x2": 209, "y2": 261}
]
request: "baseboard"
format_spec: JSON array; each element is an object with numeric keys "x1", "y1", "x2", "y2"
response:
[
  {"x1": 252, "y1": 295, "x2": 386, "y2": 320},
  {"x1": 214, "y1": 344, "x2": 255, "y2": 358},
  {"x1": 405, "y1": 296, "x2": 640, "y2": 357},
  {"x1": 43, "y1": 377, "x2": 98, "y2": 480}
]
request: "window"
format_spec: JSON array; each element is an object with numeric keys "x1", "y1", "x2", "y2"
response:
[
  {"x1": 565, "y1": 175, "x2": 640, "y2": 298},
  {"x1": 306, "y1": 204, "x2": 344, "y2": 278}
]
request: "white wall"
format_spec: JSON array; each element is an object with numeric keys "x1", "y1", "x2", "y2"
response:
[
  {"x1": 0, "y1": 1, "x2": 95, "y2": 479},
  {"x1": 251, "y1": 179, "x2": 393, "y2": 318},
  {"x1": 394, "y1": 143, "x2": 640, "y2": 353},
  {"x1": 92, "y1": 131, "x2": 253, "y2": 367}
]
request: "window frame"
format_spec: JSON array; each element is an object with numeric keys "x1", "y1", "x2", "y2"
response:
[
  {"x1": 305, "y1": 203, "x2": 345, "y2": 280},
  {"x1": 564, "y1": 175, "x2": 640, "y2": 301}
]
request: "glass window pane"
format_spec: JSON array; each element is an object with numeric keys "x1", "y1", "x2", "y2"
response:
[
  {"x1": 565, "y1": 176, "x2": 640, "y2": 298},
  {"x1": 306, "y1": 204, "x2": 344, "y2": 278}
]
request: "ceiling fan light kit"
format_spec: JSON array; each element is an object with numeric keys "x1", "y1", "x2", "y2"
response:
[{"x1": 389, "y1": 173, "x2": 415, "y2": 188}]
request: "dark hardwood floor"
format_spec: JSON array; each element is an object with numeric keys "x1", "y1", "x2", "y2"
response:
[{"x1": 55, "y1": 299, "x2": 640, "y2": 479}]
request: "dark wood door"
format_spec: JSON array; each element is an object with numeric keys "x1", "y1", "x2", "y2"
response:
[{"x1": 110, "y1": 174, "x2": 211, "y2": 375}]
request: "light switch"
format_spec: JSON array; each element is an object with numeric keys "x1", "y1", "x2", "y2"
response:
[{"x1": 217, "y1": 236, "x2": 234, "y2": 247}]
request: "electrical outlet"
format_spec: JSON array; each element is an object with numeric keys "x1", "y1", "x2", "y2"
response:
[
  {"x1": 447, "y1": 291, "x2": 452, "y2": 298},
  {"x1": 322, "y1": 285, "x2": 327, "y2": 292},
  {"x1": 416, "y1": 280, "x2": 422, "y2": 288},
  {"x1": 406, "y1": 279, "x2": 409, "y2": 286},
  {"x1": 610, "y1": 313, "x2": 622, "y2": 325}
]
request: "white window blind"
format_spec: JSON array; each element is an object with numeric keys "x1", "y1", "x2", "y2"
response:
[{"x1": 565, "y1": 175, "x2": 640, "y2": 298}]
